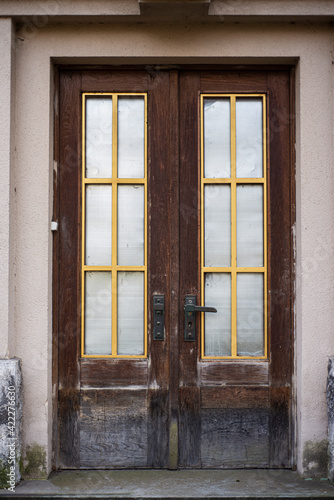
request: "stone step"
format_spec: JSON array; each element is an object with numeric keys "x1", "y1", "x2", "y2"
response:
[{"x1": 1, "y1": 470, "x2": 334, "y2": 499}]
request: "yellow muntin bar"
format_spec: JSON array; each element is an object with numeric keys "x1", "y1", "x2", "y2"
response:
[
  {"x1": 203, "y1": 355, "x2": 268, "y2": 361},
  {"x1": 200, "y1": 95, "x2": 206, "y2": 359},
  {"x1": 202, "y1": 177, "x2": 266, "y2": 185},
  {"x1": 83, "y1": 178, "x2": 145, "y2": 184},
  {"x1": 200, "y1": 93, "x2": 267, "y2": 361},
  {"x1": 112, "y1": 95, "x2": 118, "y2": 357},
  {"x1": 202, "y1": 267, "x2": 265, "y2": 273},
  {"x1": 81, "y1": 94, "x2": 86, "y2": 357},
  {"x1": 81, "y1": 92, "x2": 148, "y2": 359},
  {"x1": 82, "y1": 92, "x2": 147, "y2": 97},
  {"x1": 144, "y1": 94, "x2": 148, "y2": 357},
  {"x1": 201, "y1": 93, "x2": 265, "y2": 99},
  {"x1": 230, "y1": 95, "x2": 237, "y2": 358},
  {"x1": 83, "y1": 265, "x2": 146, "y2": 272},
  {"x1": 83, "y1": 354, "x2": 147, "y2": 359},
  {"x1": 263, "y1": 95, "x2": 268, "y2": 358}
]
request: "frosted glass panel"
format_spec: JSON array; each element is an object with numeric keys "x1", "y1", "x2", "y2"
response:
[
  {"x1": 236, "y1": 98, "x2": 263, "y2": 178},
  {"x1": 204, "y1": 99, "x2": 231, "y2": 178},
  {"x1": 86, "y1": 98, "x2": 112, "y2": 178},
  {"x1": 85, "y1": 185, "x2": 112, "y2": 266},
  {"x1": 204, "y1": 273, "x2": 231, "y2": 356},
  {"x1": 118, "y1": 97, "x2": 145, "y2": 178},
  {"x1": 85, "y1": 272, "x2": 112, "y2": 355},
  {"x1": 237, "y1": 273, "x2": 264, "y2": 356},
  {"x1": 205, "y1": 185, "x2": 231, "y2": 267},
  {"x1": 118, "y1": 185, "x2": 144, "y2": 266},
  {"x1": 237, "y1": 185, "x2": 263, "y2": 267},
  {"x1": 118, "y1": 272, "x2": 144, "y2": 355}
]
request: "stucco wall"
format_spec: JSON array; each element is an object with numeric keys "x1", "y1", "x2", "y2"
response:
[
  {"x1": 6, "y1": 20, "x2": 334, "y2": 475},
  {"x1": 0, "y1": 18, "x2": 14, "y2": 360}
]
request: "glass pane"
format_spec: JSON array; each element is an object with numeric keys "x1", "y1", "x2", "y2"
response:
[
  {"x1": 204, "y1": 98, "x2": 231, "y2": 178},
  {"x1": 86, "y1": 98, "x2": 112, "y2": 178},
  {"x1": 237, "y1": 273, "x2": 264, "y2": 356},
  {"x1": 118, "y1": 272, "x2": 144, "y2": 355},
  {"x1": 204, "y1": 185, "x2": 231, "y2": 267},
  {"x1": 85, "y1": 185, "x2": 112, "y2": 266},
  {"x1": 237, "y1": 185, "x2": 263, "y2": 267},
  {"x1": 85, "y1": 272, "x2": 112, "y2": 355},
  {"x1": 118, "y1": 185, "x2": 144, "y2": 266},
  {"x1": 236, "y1": 98, "x2": 263, "y2": 178},
  {"x1": 118, "y1": 97, "x2": 145, "y2": 178},
  {"x1": 204, "y1": 273, "x2": 231, "y2": 356}
]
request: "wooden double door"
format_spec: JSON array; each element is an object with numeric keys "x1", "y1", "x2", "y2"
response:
[{"x1": 54, "y1": 67, "x2": 294, "y2": 469}]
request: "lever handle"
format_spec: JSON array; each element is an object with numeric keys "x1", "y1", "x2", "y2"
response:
[
  {"x1": 185, "y1": 304, "x2": 217, "y2": 314},
  {"x1": 184, "y1": 295, "x2": 217, "y2": 341}
]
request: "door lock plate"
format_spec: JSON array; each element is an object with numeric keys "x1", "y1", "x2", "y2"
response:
[
  {"x1": 184, "y1": 295, "x2": 197, "y2": 341},
  {"x1": 153, "y1": 294, "x2": 165, "y2": 340},
  {"x1": 184, "y1": 295, "x2": 217, "y2": 341}
]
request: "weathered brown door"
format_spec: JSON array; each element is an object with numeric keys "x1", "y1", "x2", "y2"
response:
[{"x1": 54, "y1": 68, "x2": 294, "y2": 469}]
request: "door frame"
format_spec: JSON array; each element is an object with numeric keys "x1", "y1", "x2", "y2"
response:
[{"x1": 52, "y1": 64, "x2": 296, "y2": 471}]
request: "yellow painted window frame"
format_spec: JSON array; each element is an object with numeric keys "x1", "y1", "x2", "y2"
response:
[
  {"x1": 200, "y1": 94, "x2": 268, "y2": 360},
  {"x1": 81, "y1": 92, "x2": 148, "y2": 359}
]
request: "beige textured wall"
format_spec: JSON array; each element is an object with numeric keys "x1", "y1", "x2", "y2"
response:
[
  {"x1": 0, "y1": 18, "x2": 14, "y2": 359},
  {"x1": 11, "y1": 21, "x2": 334, "y2": 475}
]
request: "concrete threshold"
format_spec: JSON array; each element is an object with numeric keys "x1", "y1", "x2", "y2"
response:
[{"x1": 1, "y1": 470, "x2": 334, "y2": 499}]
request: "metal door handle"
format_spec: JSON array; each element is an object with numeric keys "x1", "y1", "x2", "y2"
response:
[
  {"x1": 184, "y1": 295, "x2": 217, "y2": 341},
  {"x1": 185, "y1": 304, "x2": 217, "y2": 314}
]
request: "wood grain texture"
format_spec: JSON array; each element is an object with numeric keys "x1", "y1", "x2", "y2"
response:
[
  {"x1": 58, "y1": 71, "x2": 82, "y2": 468},
  {"x1": 80, "y1": 389, "x2": 148, "y2": 468},
  {"x1": 147, "y1": 70, "x2": 171, "y2": 468},
  {"x1": 200, "y1": 70, "x2": 268, "y2": 93},
  {"x1": 178, "y1": 71, "x2": 202, "y2": 468},
  {"x1": 201, "y1": 361, "x2": 269, "y2": 386},
  {"x1": 82, "y1": 70, "x2": 149, "y2": 92},
  {"x1": 168, "y1": 70, "x2": 180, "y2": 470},
  {"x1": 201, "y1": 408, "x2": 270, "y2": 468},
  {"x1": 147, "y1": 388, "x2": 169, "y2": 468},
  {"x1": 267, "y1": 70, "x2": 293, "y2": 468},
  {"x1": 179, "y1": 386, "x2": 201, "y2": 467},
  {"x1": 81, "y1": 359, "x2": 148, "y2": 388},
  {"x1": 178, "y1": 70, "x2": 201, "y2": 387},
  {"x1": 201, "y1": 386, "x2": 269, "y2": 409},
  {"x1": 267, "y1": 70, "x2": 293, "y2": 384},
  {"x1": 269, "y1": 386, "x2": 291, "y2": 468}
]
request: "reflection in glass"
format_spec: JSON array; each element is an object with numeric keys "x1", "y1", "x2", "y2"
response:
[
  {"x1": 204, "y1": 99, "x2": 231, "y2": 178},
  {"x1": 118, "y1": 185, "x2": 144, "y2": 266},
  {"x1": 118, "y1": 272, "x2": 144, "y2": 355},
  {"x1": 118, "y1": 97, "x2": 145, "y2": 178},
  {"x1": 86, "y1": 98, "x2": 112, "y2": 178},
  {"x1": 205, "y1": 185, "x2": 231, "y2": 267},
  {"x1": 237, "y1": 185, "x2": 263, "y2": 267},
  {"x1": 85, "y1": 185, "x2": 112, "y2": 266},
  {"x1": 236, "y1": 98, "x2": 263, "y2": 178},
  {"x1": 204, "y1": 273, "x2": 231, "y2": 356},
  {"x1": 85, "y1": 272, "x2": 112, "y2": 355},
  {"x1": 237, "y1": 273, "x2": 264, "y2": 356}
]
